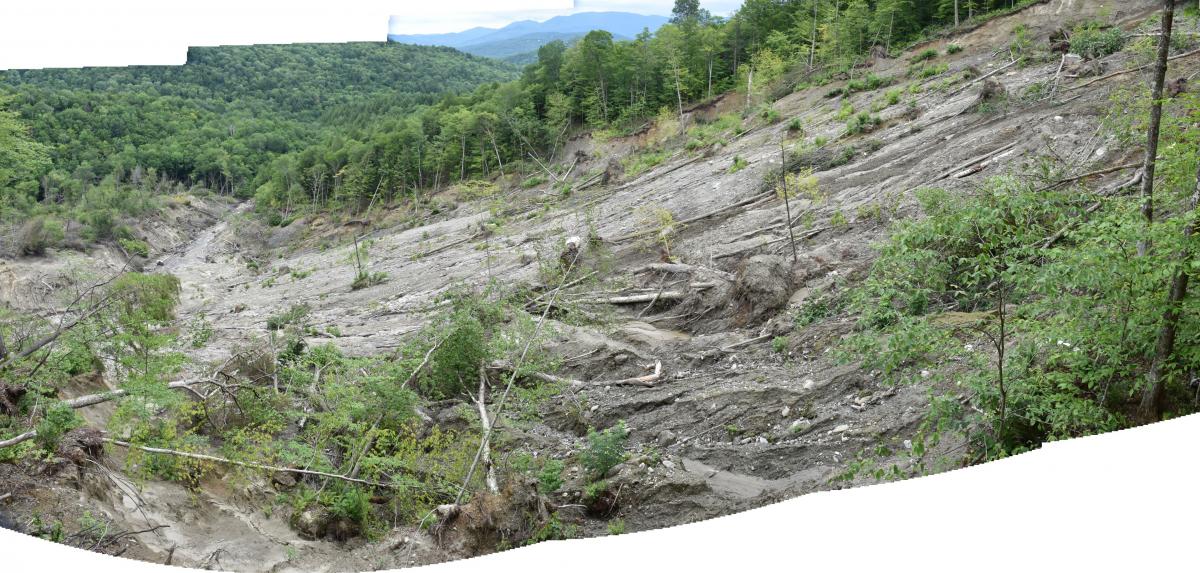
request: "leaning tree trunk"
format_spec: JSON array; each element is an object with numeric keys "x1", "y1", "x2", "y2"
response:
[
  {"x1": 1139, "y1": 148, "x2": 1200, "y2": 422},
  {"x1": 1137, "y1": 0, "x2": 1176, "y2": 257}
]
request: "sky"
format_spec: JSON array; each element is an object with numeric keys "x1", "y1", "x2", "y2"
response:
[
  {"x1": 0, "y1": 0, "x2": 741, "y2": 70},
  {"x1": 388, "y1": 0, "x2": 744, "y2": 36}
]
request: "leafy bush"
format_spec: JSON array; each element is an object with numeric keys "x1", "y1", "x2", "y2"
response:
[
  {"x1": 580, "y1": 420, "x2": 629, "y2": 480},
  {"x1": 846, "y1": 112, "x2": 881, "y2": 135},
  {"x1": 946, "y1": 44, "x2": 963, "y2": 54},
  {"x1": 118, "y1": 237, "x2": 150, "y2": 258},
  {"x1": 729, "y1": 155, "x2": 749, "y2": 173},
  {"x1": 35, "y1": 402, "x2": 82, "y2": 451},
  {"x1": 1070, "y1": 23, "x2": 1125, "y2": 60},
  {"x1": 538, "y1": 459, "x2": 565, "y2": 493},
  {"x1": 351, "y1": 271, "x2": 388, "y2": 290},
  {"x1": 909, "y1": 48, "x2": 939, "y2": 64},
  {"x1": 267, "y1": 304, "x2": 310, "y2": 331}
]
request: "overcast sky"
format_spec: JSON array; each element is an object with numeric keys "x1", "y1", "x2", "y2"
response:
[{"x1": 0, "y1": 0, "x2": 741, "y2": 70}]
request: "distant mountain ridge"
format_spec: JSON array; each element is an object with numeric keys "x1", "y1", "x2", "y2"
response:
[{"x1": 388, "y1": 11, "x2": 669, "y2": 62}]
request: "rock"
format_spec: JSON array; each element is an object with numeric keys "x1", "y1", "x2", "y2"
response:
[
  {"x1": 756, "y1": 436, "x2": 769, "y2": 445},
  {"x1": 662, "y1": 459, "x2": 676, "y2": 470},
  {"x1": 613, "y1": 353, "x2": 629, "y2": 365},
  {"x1": 781, "y1": 405, "x2": 791, "y2": 418},
  {"x1": 273, "y1": 471, "x2": 298, "y2": 489},
  {"x1": 832, "y1": 424, "x2": 850, "y2": 433},
  {"x1": 789, "y1": 419, "x2": 811, "y2": 433},
  {"x1": 293, "y1": 506, "x2": 332, "y2": 540},
  {"x1": 657, "y1": 430, "x2": 677, "y2": 447},
  {"x1": 803, "y1": 379, "x2": 815, "y2": 390},
  {"x1": 732, "y1": 255, "x2": 794, "y2": 327}
]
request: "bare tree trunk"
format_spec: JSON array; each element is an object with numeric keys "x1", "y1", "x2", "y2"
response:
[
  {"x1": 1139, "y1": 156, "x2": 1200, "y2": 422},
  {"x1": 673, "y1": 60, "x2": 684, "y2": 119},
  {"x1": 1138, "y1": 0, "x2": 1177, "y2": 257},
  {"x1": 955, "y1": 0, "x2": 960, "y2": 27},
  {"x1": 780, "y1": 143, "x2": 798, "y2": 263},
  {"x1": 487, "y1": 128, "x2": 504, "y2": 176},
  {"x1": 707, "y1": 55, "x2": 714, "y2": 100},
  {"x1": 809, "y1": 0, "x2": 818, "y2": 69}
]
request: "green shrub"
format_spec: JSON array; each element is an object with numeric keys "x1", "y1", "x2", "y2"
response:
[
  {"x1": 538, "y1": 459, "x2": 565, "y2": 493},
  {"x1": 771, "y1": 336, "x2": 789, "y2": 354},
  {"x1": 118, "y1": 237, "x2": 150, "y2": 258},
  {"x1": 909, "y1": 48, "x2": 938, "y2": 63},
  {"x1": 35, "y1": 403, "x2": 83, "y2": 452},
  {"x1": 946, "y1": 44, "x2": 963, "y2": 54},
  {"x1": 351, "y1": 271, "x2": 388, "y2": 290},
  {"x1": 607, "y1": 518, "x2": 626, "y2": 535},
  {"x1": 580, "y1": 420, "x2": 628, "y2": 480},
  {"x1": 846, "y1": 112, "x2": 881, "y2": 135},
  {"x1": 729, "y1": 155, "x2": 749, "y2": 174},
  {"x1": 1070, "y1": 23, "x2": 1125, "y2": 60},
  {"x1": 267, "y1": 304, "x2": 310, "y2": 331},
  {"x1": 421, "y1": 308, "x2": 488, "y2": 400}
]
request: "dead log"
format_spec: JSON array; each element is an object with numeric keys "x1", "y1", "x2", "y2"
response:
[
  {"x1": 1066, "y1": 47, "x2": 1200, "y2": 92},
  {"x1": 632, "y1": 263, "x2": 735, "y2": 281},
  {"x1": 473, "y1": 364, "x2": 500, "y2": 495},
  {"x1": 574, "y1": 283, "x2": 716, "y2": 305}
]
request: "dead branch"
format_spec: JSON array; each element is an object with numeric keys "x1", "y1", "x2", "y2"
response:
[
  {"x1": 720, "y1": 334, "x2": 774, "y2": 352},
  {"x1": 603, "y1": 360, "x2": 663, "y2": 387},
  {"x1": 415, "y1": 231, "x2": 484, "y2": 259},
  {"x1": 948, "y1": 59, "x2": 1019, "y2": 97},
  {"x1": 934, "y1": 141, "x2": 1021, "y2": 182},
  {"x1": 104, "y1": 439, "x2": 400, "y2": 489},
  {"x1": 474, "y1": 363, "x2": 499, "y2": 494},
  {"x1": 1065, "y1": 47, "x2": 1200, "y2": 92},
  {"x1": 0, "y1": 380, "x2": 203, "y2": 449},
  {"x1": 1034, "y1": 162, "x2": 1141, "y2": 193},
  {"x1": 609, "y1": 191, "x2": 773, "y2": 244},
  {"x1": 632, "y1": 263, "x2": 735, "y2": 281},
  {"x1": 487, "y1": 359, "x2": 664, "y2": 388},
  {"x1": 1040, "y1": 169, "x2": 1142, "y2": 249},
  {"x1": 574, "y1": 283, "x2": 716, "y2": 305}
]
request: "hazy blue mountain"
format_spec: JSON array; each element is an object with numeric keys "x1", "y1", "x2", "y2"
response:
[{"x1": 388, "y1": 12, "x2": 669, "y2": 61}]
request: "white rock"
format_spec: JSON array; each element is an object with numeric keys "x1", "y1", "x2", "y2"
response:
[
  {"x1": 904, "y1": 439, "x2": 913, "y2": 450},
  {"x1": 757, "y1": 436, "x2": 768, "y2": 444},
  {"x1": 832, "y1": 424, "x2": 850, "y2": 433},
  {"x1": 803, "y1": 379, "x2": 815, "y2": 390},
  {"x1": 781, "y1": 405, "x2": 791, "y2": 417},
  {"x1": 662, "y1": 459, "x2": 676, "y2": 470}
]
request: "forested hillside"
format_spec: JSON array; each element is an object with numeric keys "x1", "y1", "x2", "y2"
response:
[{"x1": 0, "y1": 43, "x2": 515, "y2": 223}]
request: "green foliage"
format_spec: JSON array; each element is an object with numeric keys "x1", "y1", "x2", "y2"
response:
[
  {"x1": 729, "y1": 155, "x2": 749, "y2": 173},
  {"x1": 607, "y1": 518, "x2": 626, "y2": 535},
  {"x1": 845, "y1": 112, "x2": 882, "y2": 135},
  {"x1": 909, "y1": 48, "x2": 939, "y2": 64},
  {"x1": 771, "y1": 336, "x2": 789, "y2": 354},
  {"x1": 117, "y1": 238, "x2": 150, "y2": 258},
  {"x1": 622, "y1": 149, "x2": 671, "y2": 178},
  {"x1": 267, "y1": 304, "x2": 311, "y2": 331},
  {"x1": 538, "y1": 459, "x2": 565, "y2": 494},
  {"x1": 946, "y1": 44, "x2": 963, "y2": 54},
  {"x1": 34, "y1": 403, "x2": 83, "y2": 452},
  {"x1": 580, "y1": 420, "x2": 629, "y2": 480},
  {"x1": 1070, "y1": 22, "x2": 1126, "y2": 60}
]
